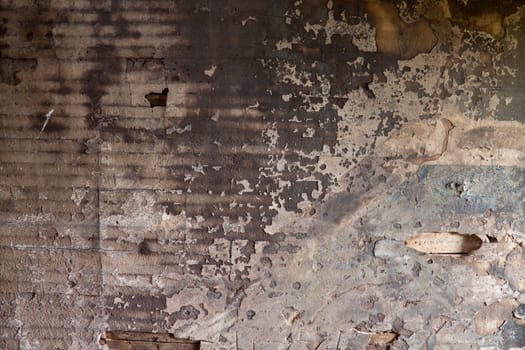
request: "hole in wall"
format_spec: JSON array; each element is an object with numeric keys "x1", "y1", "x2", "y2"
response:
[
  {"x1": 145, "y1": 88, "x2": 169, "y2": 107},
  {"x1": 99, "y1": 331, "x2": 200, "y2": 349},
  {"x1": 405, "y1": 232, "x2": 483, "y2": 255},
  {"x1": 486, "y1": 235, "x2": 498, "y2": 243},
  {"x1": 445, "y1": 180, "x2": 464, "y2": 197}
]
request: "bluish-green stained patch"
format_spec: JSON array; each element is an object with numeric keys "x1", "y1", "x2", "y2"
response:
[
  {"x1": 411, "y1": 165, "x2": 525, "y2": 215},
  {"x1": 366, "y1": 164, "x2": 525, "y2": 234}
]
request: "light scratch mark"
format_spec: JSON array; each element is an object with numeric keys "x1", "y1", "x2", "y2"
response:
[{"x1": 40, "y1": 109, "x2": 54, "y2": 133}]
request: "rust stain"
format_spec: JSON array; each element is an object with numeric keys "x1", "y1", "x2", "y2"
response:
[{"x1": 366, "y1": 0, "x2": 437, "y2": 59}]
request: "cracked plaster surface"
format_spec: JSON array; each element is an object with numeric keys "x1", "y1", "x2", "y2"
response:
[{"x1": 4, "y1": 1, "x2": 525, "y2": 349}]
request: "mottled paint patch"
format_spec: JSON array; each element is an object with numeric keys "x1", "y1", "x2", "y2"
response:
[
  {"x1": 411, "y1": 165, "x2": 525, "y2": 215},
  {"x1": 364, "y1": 164, "x2": 525, "y2": 245},
  {"x1": 366, "y1": 0, "x2": 437, "y2": 59},
  {"x1": 169, "y1": 305, "x2": 200, "y2": 324},
  {"x1": 0, "y1": 58, "x2": 37, "y2": 85},
  {"x1": 5, "y1": 0, "x2": 525, "y2": 349}
]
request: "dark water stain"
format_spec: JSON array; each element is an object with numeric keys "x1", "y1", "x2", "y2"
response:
[
  {"x1": 320, "y1": 192, "x2": 361, "y2": 223},
  {"x1": 0, "y1": 58, "x2": 37, "y2": 85},
  {"x1": 88, "y1": 0, "x2": 418, "y2": 285},
  {"x1": 80, "y1": 44, "x2": 122, "y2": 128},
  {"x1": 0, "y1": 17, "x2": 7, "y2": 37},
  {"x1": 0, "y1": 199, "x2": 14, "y2": 211},
  {"x1": 81, "y1": 0, "x2": 133, "y2": 128},
  {"x1": 138, "y1": 240, "x2": 151, "y2": 255},
  {"x1": 159, "y1": 1, "x2": 405, "y2": 261}
]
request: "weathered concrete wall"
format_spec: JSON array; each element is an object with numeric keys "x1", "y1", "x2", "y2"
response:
[{"x1": 2, "y1": 0, "x2": 525, "y2": 349}]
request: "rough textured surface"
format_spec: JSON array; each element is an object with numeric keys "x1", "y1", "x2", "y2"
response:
[
  {"x1": 474, "y1": 298, "x2": 519, "y2": 336},
  {"x1": 2, "y1": 0, "x2": 525, "y2": 349}
]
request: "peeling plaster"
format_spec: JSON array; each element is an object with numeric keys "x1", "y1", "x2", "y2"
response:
[{"x1": 5, "y1": 0, "x2": 525, "y2": 349}]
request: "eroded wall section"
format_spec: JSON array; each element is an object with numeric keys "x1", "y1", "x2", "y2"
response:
[{"x1": 2, "y1": 0, "x2": 525, "y2": 349}]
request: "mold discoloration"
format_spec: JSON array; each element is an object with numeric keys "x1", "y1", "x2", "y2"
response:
[
  {"x1": 366, "y1": 0, "x2": 438, "y2": 59},
  {"x1": 0, "y1": 58, "x2": 37, "y2": 85},
  {"x1": 138, "y1": 240, "x2": 151, "y2": 255},
  {"x1": 0, "y1": 199, "x2": 14, "y2": 211}
]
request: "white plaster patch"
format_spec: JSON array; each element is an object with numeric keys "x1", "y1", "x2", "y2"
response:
[
  {"x1": 204, "y1": 65, "x2": 217, "y2": 77},
  {"x1": 282, "y1": 94, "x2": 293, "y2": 102},
  {"x1": 278, "y1": 62, "x2": 313, "y2": 87},
  {"x1": 237, "y1": 179, "x2": 254, "y2": 194},
  {"x1": 488, "y1": 94, "x2": 500, "y2": 112},
  {"x1": 192, "y1": 163, "x2": 206, "y2": 175},
  {"x1": 275, "y1": 155, "x2": 287, "y2": 172},
  {"x1": 276, "y1": 39, "x2": 293, "y2": 50},
  {"x1": 246, "y1": 101, "x2": 260, "y2": 110},
  {"x1": 211, "y1": 110, "x2": 220, "y2": 121}
]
